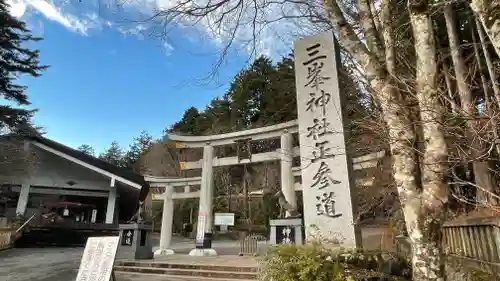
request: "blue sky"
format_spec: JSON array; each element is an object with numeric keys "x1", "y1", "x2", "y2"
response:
[
  {"x1": 5, "y1": 1, "x2": 243, "y2": 154},
  {"x1": 5, "y1": 0, "x2": 307, "y2": 154}
]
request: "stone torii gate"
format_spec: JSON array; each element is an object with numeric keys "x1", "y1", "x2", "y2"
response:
[
  {"x1": 145, "y1": 176, "x2": 202, "y2": 256},
  {"x1": 148, "y1": 126, "x2": 384, "y2": 256},
  {"x1": 166, "y1": 120, "x2": 300, "y2": 256},
  {"x1": 147, "y1": 31, "x2": 388, "y2": 257}
]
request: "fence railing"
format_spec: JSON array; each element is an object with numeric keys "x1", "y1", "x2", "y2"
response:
[
  {"x1": 239, "y1": 234, "x2": 260, "y2": 256},
  {"x1": 395, "y1": 216, "x2": 500, "y2": 276},
  {"x1": 442, "y1": 216, "x2": 500, "y2": 274}
]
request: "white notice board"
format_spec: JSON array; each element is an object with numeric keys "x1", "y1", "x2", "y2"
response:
[
  {"x1": 75, "y1": 236, "x2": 120, "y2": 281},
  {"x1": 214, "y1": 213, "x2": 235, "y2": 226}
]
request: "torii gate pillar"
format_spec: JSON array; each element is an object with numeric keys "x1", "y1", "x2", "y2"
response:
[
  {"x1": 154, "y1": 185, "x2": 175, "y2": 257},
  {"x1": 281, "y1": 130, "x2": 297, "y2": 216},
  {"x1": 189, "y1": 143, "x2": 217, "y2": 256}
]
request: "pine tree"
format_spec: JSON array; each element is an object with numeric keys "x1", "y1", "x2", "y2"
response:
[
  {"x1": 122, "y1": 131, "x2": 153, "y2": 171},
  {"x1": 77, "y1": 144, "x2": 95, "y2": 156},
  {"x1": 0, "y1": 0, "x2": 48, "y2": 133},
  {"x1": 169, "y1": 107, "x2": 202, "y2": 135},
  {"x1": 99, "y1": 141, "x2": 123, "y2": 166}
]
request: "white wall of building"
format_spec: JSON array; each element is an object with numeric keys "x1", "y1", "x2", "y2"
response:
[{"x1": 0, "y1": 146, "x2": 119, "y2": 224}]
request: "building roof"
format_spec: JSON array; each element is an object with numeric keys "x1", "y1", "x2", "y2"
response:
[{"x1": 0, "y1": 134, "x2": 150, "y2": 202}]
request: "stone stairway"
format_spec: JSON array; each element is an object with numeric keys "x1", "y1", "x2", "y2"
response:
[{"x1": 114, "y1": 260, "x2": 258, "y2": 281}]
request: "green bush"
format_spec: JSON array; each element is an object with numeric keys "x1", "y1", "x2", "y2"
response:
[{"x1": 258, "y1": 242, "x2": 355, "y2": 281}]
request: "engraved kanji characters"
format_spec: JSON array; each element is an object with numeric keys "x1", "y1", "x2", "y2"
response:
[
  {"x1": 301, "y1": 41, "x2": 343, "y2": 220},
  {"x1": 306, "y1": 90, "x2": 331, "y2": 115},
  {"x1": 303, "y1": 43, "x2": 330, "y2": 89},
  {"x1": 312, "y1": 141, "x2": 334, "y2": 163},
  {"x1": 307, "y1": 117, "x2": 332, "y2": 140},
  {"x1": 281, "y1": 227, "x2": 292, "y2": 244},
  {"x1": 316, "y1": 192, "x2": 342, "y2": 218},
  {"x1": 311, "y1": 161, "x2": 342, "y2": 189}
]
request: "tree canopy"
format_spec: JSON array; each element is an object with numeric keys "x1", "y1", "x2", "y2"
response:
[
  {"x1": 77, "y1": 144, "x2": 95, "y2": 156},
  {"x1": 98, "y1": 141, "x2": 123, "y2": 166},
  {"x1": 0, "y1": 0, "x2": 47, "y2": 134}
]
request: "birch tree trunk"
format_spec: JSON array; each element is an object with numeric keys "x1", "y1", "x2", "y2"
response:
[
  {"x1": 470, "y1": 0, "x2": 500, "y2": 57},
  {"x1": 444, "y1": 4, "x2": 496, "y2": 205},
  {"x1": 409, "y1": 1, "x2": 448, "y2": 280},
  {"x1": 323, "y1": 0, "x2": 447, "y2": 280}
]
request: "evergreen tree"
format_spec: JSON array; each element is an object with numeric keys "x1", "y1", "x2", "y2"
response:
[
  {"x1": 227, "y1": 56, "x2": 276, "y2": 129},
  {"x1": 169, "y1": 54, "x2": 367, "y2": 136},
  {"x1": 122, "y1": 131, "x2": 153, "y2": 172},
  {"x1": 0, "y1": 0, "x2": 48, "y2": 133},
  {"x1": 203, "y1": 96, "x2": 232, "y2": 134},
  {"x1": 77, "y1": 144, "x2": 95, "y2": 156},
  {"x1": 99, "y1": 141, "x2": 124, "y2": 166},
  {"x1": 169, "y1": 107, "x2": 202, "y2": 135},
  {"x1": 258, "y1": 54, "x2": 297, "y2": 125}
]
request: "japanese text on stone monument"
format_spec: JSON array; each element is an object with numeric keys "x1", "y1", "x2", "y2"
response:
[
  {"x1": 302, "y1": 41, "x2": 342, "y2": 217},
  {"x1": 294, "y1": 31, "x2": 359, "y2": 248}
]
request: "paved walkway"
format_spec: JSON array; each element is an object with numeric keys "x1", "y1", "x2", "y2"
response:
[
  {"x1": 0, "y1": 236, "x2": 260, "y2": 281},
  {"x1": 0, "y1": 227, "x2": 392, "y2": 281},
  {"x1": 0, "y1": 247, "x2": 82, "y2": 281},
  {"x1": 139, "y1": 254, "x2": 259, "y2": 267}
]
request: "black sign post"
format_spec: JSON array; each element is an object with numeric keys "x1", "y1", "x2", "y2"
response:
[
  {"x1": 121, "y1": 230, "x2": 134, "y2": 246},
  {"x1": 275, "y1": 225, "x2": 296, "y2": 244}
]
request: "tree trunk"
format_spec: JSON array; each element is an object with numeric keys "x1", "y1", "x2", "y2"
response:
[
  {"x1": 442, "y1": 63, "x2": 458, "y2": 114},
  {"x1": 471, "y1": 15, "x2": 500, "y2": 156},
  {"x1": 409, "y1": 2, "x2": 448, "y2": 280},
  {"x1": 444, "y1": 4, "x2": 473, "y2": 113},
  {"x1": 471, "y1": 20, "x2": 493, "y2": 111},
  {"x1": 475, "y1": 15, "x2": 500, "y2": 108},
  {"x1": 444, "y1": 4, "x2": 496, "y2": 205},
  {"x1": 323, "y1": 0, "x2": 446, "y2": 279},
  {"x1": 470, "y1": 0, "x2": 500, "y2": 57}
]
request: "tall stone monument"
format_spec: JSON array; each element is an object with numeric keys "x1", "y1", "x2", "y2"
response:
[{"x1": 294, "y1": 31, "x2": 361, "y2": 248}]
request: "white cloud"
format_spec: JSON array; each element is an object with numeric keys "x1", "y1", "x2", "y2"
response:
[
  {"x1": 29, "y1": 0, "x2": 90, "y2": 33},
  {"x1": 162, "y1": 41, "x2": 173, "y2": 55},
  {"x1": 118, "y1": 0, "x2": 324, "y2": 58},
  {"x1": 8, "y1": 0, "x2": 320, "y2": 58},
  {"x1": 6, "y1": 0, "x2": 98, "y2": 35},
  {"x1": 7, "y1": 0, "x2": 26, "y2": 18}
]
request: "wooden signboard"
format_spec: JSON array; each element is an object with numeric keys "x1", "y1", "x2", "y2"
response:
[{"x1": 75, "y1": 236, "x2": 120, "y2": 281}]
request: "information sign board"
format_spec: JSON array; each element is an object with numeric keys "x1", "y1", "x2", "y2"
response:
[
  {"x1": 214, "y1": 213, "x2": 235, "y2": 226},
  {"x1": 75, "y1": 236, "x2": 120, "y2": 281}
]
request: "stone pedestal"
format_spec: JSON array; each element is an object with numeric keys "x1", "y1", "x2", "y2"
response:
[
  {"x1": 118, "y1": 223, "x2": 153, "y2": 260},
  {"x1": 189, "y1": 231, "x2": 217, "y2": 256},
  {"x1": 269, "y1": 218, "x2": 303, "y2": 245},
  {"x1": 188, "y1": 248, "x2": 218, "y2": 256}
]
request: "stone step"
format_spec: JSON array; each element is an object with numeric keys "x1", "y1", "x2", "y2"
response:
[
  {"x1": 115, "y1": 271, "x2": 257, "y2": 281},
  {"x1": 115, "y1": 261, "x2": 258, "y2": 273},
  {"x1": 114, "y1": 266, "x2": 258, "y2": 280}
]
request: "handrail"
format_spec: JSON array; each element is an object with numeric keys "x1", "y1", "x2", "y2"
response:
[{"x1": 16, "y1": 214, "x2": 36, "y2": 233}]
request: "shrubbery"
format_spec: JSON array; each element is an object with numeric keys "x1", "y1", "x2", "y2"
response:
[
  {"x1": 258, "y1": 242, "x2": 411, "y2": 281},
  {"x1": 8, "y1": 214, "x2": 29, "y2": 228},
  {"x1": 259, "y1": 242, "x2": 353, "y2": 281}
]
